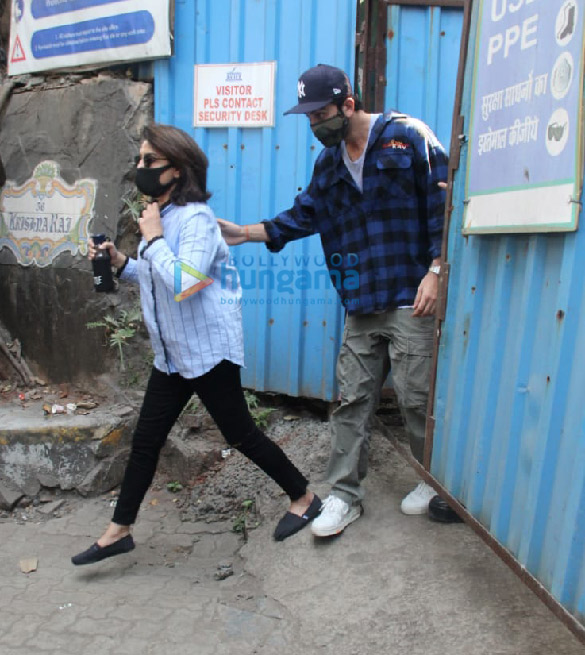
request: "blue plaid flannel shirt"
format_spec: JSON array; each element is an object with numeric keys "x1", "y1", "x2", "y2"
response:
[{"x1": 263, "y1": 111, "x2": 448, "y2": 315}]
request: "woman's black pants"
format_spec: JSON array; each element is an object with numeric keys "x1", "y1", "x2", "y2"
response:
[{"x1": 112, "y1": 360, "x2": 308, "y2": 525}]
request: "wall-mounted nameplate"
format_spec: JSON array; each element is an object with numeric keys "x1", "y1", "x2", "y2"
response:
[{"x1": 0, "y1": 161, "x2": 96, "y2": 267}]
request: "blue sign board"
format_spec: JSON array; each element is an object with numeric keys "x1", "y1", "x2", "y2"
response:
[
  {"x1": 31, "y1": 11, "x2": 155, "y2": 58},
  {"x1": 464, "y1": 0, "x2": 585, "y2": 233}
]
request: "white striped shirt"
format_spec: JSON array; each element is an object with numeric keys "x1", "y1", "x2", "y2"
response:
[{"x1": 121, "y1": 202, "x2": 244, "y2": 378}]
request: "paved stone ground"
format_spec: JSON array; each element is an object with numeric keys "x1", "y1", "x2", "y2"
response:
[{"x1": 1, "y1": 424, "x2": 583, "y2": 655}]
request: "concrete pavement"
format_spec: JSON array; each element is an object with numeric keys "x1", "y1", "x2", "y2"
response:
[{"x1": 0, "y1": 428, "x2": 583, "y2": 654}]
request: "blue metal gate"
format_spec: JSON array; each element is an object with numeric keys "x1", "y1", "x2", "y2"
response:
[{"x1": 429, "y1": 0, "x2": 585, "y2": 641}]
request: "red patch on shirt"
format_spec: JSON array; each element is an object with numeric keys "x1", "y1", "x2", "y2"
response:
[{"x1": 382, "y1": 140, "x2": 409, "y2": 150}]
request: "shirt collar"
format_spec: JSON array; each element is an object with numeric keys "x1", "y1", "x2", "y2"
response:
[{"x1": 316, "y1": 113, "x2": 397, "y2": 190}]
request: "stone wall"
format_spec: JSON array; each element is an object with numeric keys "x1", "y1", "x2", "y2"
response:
[{"x1": 0, "y1": 75, "x2": 152, "y2": 382}]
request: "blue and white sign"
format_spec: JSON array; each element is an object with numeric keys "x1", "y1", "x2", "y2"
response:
[
  {"x1": 464, "y1": 0, "x2": 585, "y2": 233},
  {"x1": 9, "y1": 0, "x2": 171, "y2": 76}
]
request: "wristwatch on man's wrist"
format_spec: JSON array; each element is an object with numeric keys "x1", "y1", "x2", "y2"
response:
[{"x1": 428, "y1": 264, "x2": 441, "y2": 275}]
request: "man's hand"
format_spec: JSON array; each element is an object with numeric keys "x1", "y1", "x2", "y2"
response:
[
  {"x1": 217, "y1": 218, "x2": 247, "y2": 245},
  {"x1": 413, "y1": 272, "x2": 438, "y2": 317},
  {"x1": 139, "y1": 202, "x2": 163, "y2": 242}
]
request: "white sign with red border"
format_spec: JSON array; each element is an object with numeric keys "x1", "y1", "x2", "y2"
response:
[{"x1": 194, "y1": 62, "x2": 276, "y2": 128}]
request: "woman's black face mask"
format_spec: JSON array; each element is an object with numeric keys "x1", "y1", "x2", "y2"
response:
[
  {"x1": 134, "y1": 162, "x2": 175, "y2": 199},
  {"x1": 310, "y1": 110, "x2": 349, "y2": 147}
]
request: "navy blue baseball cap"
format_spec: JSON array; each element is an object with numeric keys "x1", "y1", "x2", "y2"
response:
[{"x1": 284, "y1": 64, "x2": 350, "y2": 115}]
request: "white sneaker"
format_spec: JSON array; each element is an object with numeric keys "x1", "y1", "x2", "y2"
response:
[
  {"x1": 310, "y1": 495, "x2": 362, "y2": 537},
  {"x1": 401, "y1": 482, "x2": 436, "y2": 515}
]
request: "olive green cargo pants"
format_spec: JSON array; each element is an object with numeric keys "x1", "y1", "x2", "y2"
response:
[{"x1": 326, "y1": 308, "x2": 434, "y2": 506}]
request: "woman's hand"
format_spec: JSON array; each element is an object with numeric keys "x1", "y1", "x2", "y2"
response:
[
  {"x1": 139, "y1": 202, "x2": 164, "y2": 242},
  {"x1": 88, "y1": 237, "x2": 126, "y2": 268}
]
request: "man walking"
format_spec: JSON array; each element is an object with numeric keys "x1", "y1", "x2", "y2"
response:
[{"x1": 218, "y1": 64, "x2": 448, "y2": 536}]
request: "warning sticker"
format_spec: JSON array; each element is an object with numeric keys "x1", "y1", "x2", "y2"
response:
[{"x1": 11, "y1": 36, "x2": 26, "y2": 63}]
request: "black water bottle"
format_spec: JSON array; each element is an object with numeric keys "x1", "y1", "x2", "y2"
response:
[{"x1": 92, "y1": 234, "x2": 115, "y2": 292}]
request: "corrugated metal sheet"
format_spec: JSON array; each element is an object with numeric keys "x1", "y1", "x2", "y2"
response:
[
  {"x1": 432, "y1": 3, "x2": 585, "y2": 628},
  {"x1": 153, "y1": 0, "x2": 356, "y2": 399},
  {"x1": 385, "y1": 3, "x2": 463, "y2": 149}
]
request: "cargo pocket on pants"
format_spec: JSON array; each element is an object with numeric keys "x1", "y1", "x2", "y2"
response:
[{"x1": 391, "y1": 335, "x2": 433, "y2": 409}]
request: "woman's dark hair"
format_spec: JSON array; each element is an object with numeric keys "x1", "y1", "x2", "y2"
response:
[{"x1": 142, "y1": 123, "x2": 211, "y2": 205}]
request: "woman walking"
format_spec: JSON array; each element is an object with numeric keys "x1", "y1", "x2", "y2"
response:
[{"x1": 72, "y1": 124, "x2": 321, "y2": 565}]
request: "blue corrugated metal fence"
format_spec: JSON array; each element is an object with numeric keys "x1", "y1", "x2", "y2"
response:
[
  {"x1": 431, "y1": 0, "x2": 585, "y2": 628},
  {"x1": 385, "y1": 3, "x2": 463, "y2": 149}
]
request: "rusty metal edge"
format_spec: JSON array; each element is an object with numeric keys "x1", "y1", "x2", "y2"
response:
[
  {"x1": 355, "y1": 0, "x2": 371, "y2": 109},
  {"x1": 374, "y1": 0, "x2": 388, "y2": 110},
  {"x1": 388, "y1": 431, "x2": 585, "y2": 646},
  {"x1": 423, "y1": 0, "x2": 472, "y2": 471}
]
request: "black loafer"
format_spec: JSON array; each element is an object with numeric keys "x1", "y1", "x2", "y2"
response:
[
  {"x1": 274, "y1": 494, "x2": 322, "y2": 541},
  {"x1": 428, "y1": 495, "x2": 463, "y2": 523},
  {"x1": 71, "y1": 534, "x2": 135, "y2": 566}
]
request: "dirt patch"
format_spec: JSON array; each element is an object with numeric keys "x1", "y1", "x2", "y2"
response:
[
  {"x1": 1, "y1": 390, "x2": 406, "y2": 536},
  {"x1": 185, "y1": 414, "x2": 331, "y2": 527}
]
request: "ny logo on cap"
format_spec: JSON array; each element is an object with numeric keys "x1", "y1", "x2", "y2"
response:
[{"x1": 297, "y1": 80, "x2": 306, "y2": 99}]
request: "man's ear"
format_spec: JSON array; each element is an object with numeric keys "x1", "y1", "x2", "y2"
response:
[{"x1": 342, "y1": 96, "x2": 356, "y2": 117}]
